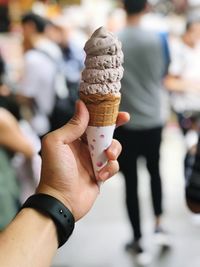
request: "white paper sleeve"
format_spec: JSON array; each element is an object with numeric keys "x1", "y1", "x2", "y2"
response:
[{"x1": 86, "y1": 125, "x2": 115, "y2": 178}]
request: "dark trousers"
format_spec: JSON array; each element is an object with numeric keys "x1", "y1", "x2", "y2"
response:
[{"x1": 115, "y1": 126, "x2": 163, "y2": 240}]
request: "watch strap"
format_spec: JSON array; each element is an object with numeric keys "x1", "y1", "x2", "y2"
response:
[{"x1": 21, "y1": 193, "x2": 75, "y2": 248}]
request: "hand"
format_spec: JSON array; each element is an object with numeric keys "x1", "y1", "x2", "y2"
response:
[{"x1": 36, "y1": 100, "x2": 129, "y2": 221}]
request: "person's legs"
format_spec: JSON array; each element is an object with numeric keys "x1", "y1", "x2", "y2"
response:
[
  {"x1": 145, "y1": 127, "x2": 163, "y2": 227},
  {"x1": 115, "y1": 128, "x2": 142, "y2": 245},
  {"x1": 124, "y1": 157, "x2": 141, "y2": 241},
  {"x1": 144, "y1": 127, "x2": 172, "y2": 248}
]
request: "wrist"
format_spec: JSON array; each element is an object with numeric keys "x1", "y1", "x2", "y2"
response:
[
  {"x1": 20, "y1": 193, "x2": 75, "y2": 248},
  {"x1": 0, "y1": 207, "x2": 58, "y2": 266},
  {"x1": 18, "y1": 207, "x2": 58, "y2": 243},
  {"x1": 36, "y1": 184, "x2": 73, "y2": 215}
]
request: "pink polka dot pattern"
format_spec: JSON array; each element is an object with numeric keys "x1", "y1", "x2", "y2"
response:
[
  {"x1": 96, "y1": 161, "x2": 103, "y2": 167},
  {"x1": 100, "y1": 134, "x2": 105, "y2": 138}
]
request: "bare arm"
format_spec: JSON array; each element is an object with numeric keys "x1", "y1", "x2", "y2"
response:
[
  {"x1": 164, "y1": 74, "x2": 200, "y2": 92},
  {"x1": 0, "y1": 108, "x2": 34, "y2": 158},
  {"x1": 0, "y1": 209, "x2": 58, "y2": 267}
]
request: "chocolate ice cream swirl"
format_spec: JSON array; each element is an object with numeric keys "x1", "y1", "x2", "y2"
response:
[
  {"x1": 84, "y1": 26, "x2": 122, "y2": 56},
  {"x1": 85, "y1": 53, "x2": 124, "y2": 70},
  {"x1": 80, "y1": 26, "x2": 123, "y2": 95}
]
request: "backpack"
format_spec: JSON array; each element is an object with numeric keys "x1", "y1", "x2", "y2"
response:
[
  {"x1": 34, "y1": 49, "x2": 75, "y2": 131},
  {"x1": 186, "y1": 135, "x2": 200, "y2": 204},
  {"x1": 158, "y1": 31, "x2": 170, "y2": 77}
]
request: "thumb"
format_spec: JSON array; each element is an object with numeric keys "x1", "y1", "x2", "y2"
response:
[{"x1": 56, "y1": 100, "x2": 89, "y2": 144}]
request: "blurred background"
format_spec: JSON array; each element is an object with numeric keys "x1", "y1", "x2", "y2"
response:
[{"x1": 1, "y1": 0, "x2": 200, "y2": 266}]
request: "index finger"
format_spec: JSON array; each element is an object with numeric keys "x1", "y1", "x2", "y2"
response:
[{"x1": 116, "y1": 112, "x2": 130, "y2": 128}]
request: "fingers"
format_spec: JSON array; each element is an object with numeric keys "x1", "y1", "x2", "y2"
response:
[
  {"x1": 97, "y1": 139, "x2": 122, "y2": 182},
  {"x1": 105, "y1": 139, "x2": 122, "y2": 160},
  {"x1": 98, "y1": 160, "x2": 119, "y2": 181},
  {"x1": 53, "y1": 100, "x2": 89, "y2": 144},
  {"x1": 116, "y1": 112, "x2": 130, "y2": 128},
  {"x1": 80, "y1": 112, "x2": 130, "y2": 144}
]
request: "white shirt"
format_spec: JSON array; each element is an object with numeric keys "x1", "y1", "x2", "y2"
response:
[
  {"x1": 20, "y1": 38, "x2": 62, "y2": 135},
  {"x1": 169, "y1": 37, "x2": 200, "y2": 113}
]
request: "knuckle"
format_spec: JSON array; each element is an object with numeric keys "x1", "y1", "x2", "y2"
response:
[
  {"x1": 108, "y1": 139, "x2": 122, "y2": 159},
  {"x1": 108, "y1": 160, "x2": 119, "y2": 174},
  {"x1": 69, "y1": 115, "x2": 82, "y2": 127},
  {"x1": 114, "y1": 161, "x2": 120, "y2": 173},
  {"x1": 41, "y1": 132, "x2": 58, "y2": 148},
  {"x1": 69, "y1": 116, "x2": 86, "y2": 134},
  {"x1": 115, "y1": 139, "x2": 122, "y2": 155},
  {"x1": 41, "y1": 133, "x2": 50, "y2": 147}
]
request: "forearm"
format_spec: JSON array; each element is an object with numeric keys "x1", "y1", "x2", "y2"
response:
[
  {"x1": 4, "y1": 136, "x2": 34, "y2": 158},
  {"x1": 0, "y1": 108, "x2": 34, "y2": 158},
  {"x1": 164, "y1": 75, "x2": 200, "y2": 92},
  {"x1": 0, "y1": 208, "x2": 58, "y2": 267},
  {"x1": 164, "y1": 75, "x2": 188, "y2": 92},
  {"x1": 2, "y1": 132, "x2": 35, "y2": 158}
]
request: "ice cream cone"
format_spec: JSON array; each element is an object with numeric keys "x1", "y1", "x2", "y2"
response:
[
  {"x1": 80, "y1": 92, "x2": 121, "y2": 127},
  {"x1": 79, "y1": 26, "x2": 123, "y2": 177},
  {"x1": 80, "y1": 92, "x2": 121, "y2": 177}
]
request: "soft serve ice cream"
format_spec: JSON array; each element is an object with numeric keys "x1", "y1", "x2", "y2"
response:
[
  {"x1": 80, "y1": 26, "x2": 123, "y2": 97},
  {"x1": 79, "y1": 26, "x2": 124, "y2": 176}
]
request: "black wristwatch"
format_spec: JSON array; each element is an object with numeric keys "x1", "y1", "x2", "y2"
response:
[{"x1": 20, "y1": 194, "x2": 75, "y2": 248}]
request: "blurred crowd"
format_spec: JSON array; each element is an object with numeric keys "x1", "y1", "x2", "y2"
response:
[
  {"x1": 0, "y1": 1, "x2": 88, "y2": 231},
  {"x1": 1, "y1": 0, "x2": 200, "y2": 264}
]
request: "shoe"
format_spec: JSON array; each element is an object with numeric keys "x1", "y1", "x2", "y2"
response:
[
  {"x1": 125, "y1": 240, "x2": 152, "y2": 265},
  {"x1": 154, "y1": 226, "x2": 171, "y2": 247},
  {"x1": 125, "y1": 240, "x2": 143, "y2": 254},
  {"x1": 136, "y1": 251, "x2": 153, "y2": 266}
]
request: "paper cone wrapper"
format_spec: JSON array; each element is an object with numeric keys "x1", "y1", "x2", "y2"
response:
[
  {"x1": 80, "y1": 92, "x2": 121, "y2": 176},
  {"x1": 86, "y1": 125, "x2": 115, "y2": 177},
  {"x1": 80, "y1": 92, "x2": 121, "y2": 126}
]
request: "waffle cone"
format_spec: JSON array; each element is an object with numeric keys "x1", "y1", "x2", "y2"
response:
[{"x1": 80, "y1": 92, "x2": 121, "y2": 126}]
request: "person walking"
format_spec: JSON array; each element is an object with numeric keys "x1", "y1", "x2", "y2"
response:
[
  {"x1": 18, "y1": 12, "x2": 63, "y2": 137},
  {"x1": 115, "y1": 0, "x2": 170, "y2": 259}
]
